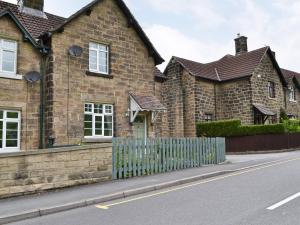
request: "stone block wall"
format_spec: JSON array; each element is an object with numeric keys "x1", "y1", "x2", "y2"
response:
[
  {"x1": 162, "y1": 61, "x2": 185, "y2": 137},
  {"x1": 195, "y1": 79, "x2": 216, "y2": 122},
  {"x1": 0, "y1": 17, "x2": 41, "y2": 150},
  {"x1": 0, "y1": 144, "x2": 112, "y2": 198},
  {"x1": 47, "y1": 0, "x2": 159, "y2": 145},
  {"x1": 216, "y1": 78, "x2": 253, "y2": 124},
  {"x1": 251, "y1": 54, "x2": 285, "y2": 122}
]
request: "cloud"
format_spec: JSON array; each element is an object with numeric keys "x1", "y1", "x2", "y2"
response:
[{"x1": 145, "y1": 24, "x2": 233, "y2": 70}]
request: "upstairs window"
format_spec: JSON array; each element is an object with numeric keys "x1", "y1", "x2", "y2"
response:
[
  {"x1": 84, "y1": 103, "x2": 113, "y2": 138},
  {"x1": 89, "y1": 43, "x2": 109, "y2": 74},
  {"x1": 0, "y1": 39, "x2": 17, "y2": 75},
  {"x1": 268, "y1": 81, "x2": 276, "y2": 98},
  {"x1": 0, "y1": 110, "x2": 20, "y2": 152},
  {"x1": 289, "y1": 86, "x2": 296, "y2": 102}
]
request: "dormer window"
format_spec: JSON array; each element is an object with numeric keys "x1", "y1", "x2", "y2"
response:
[
  {"x1": 0, "y1": 39, "x2": 17, "y2": 75},
  {"x1": 268, "y1": 81, "x2": 275, "y2": 98},
  {"x1": 89, "y1": 42, "x2": 109, "y2": 75},
  {"x1": 289, "y1": 86, "x2": 296, "y2": 102}
]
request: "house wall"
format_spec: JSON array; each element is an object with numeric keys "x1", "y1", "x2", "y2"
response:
[
  {"x1": 216, "y1": 78, "x2": 253, "y2": 124},
  {"x1": 195, "y1": 79, "x2": 216, "y2": 122},
  {"x1": 0, "y1": 17, "x2": 41, "y2": 151},
  {"x1": 47, "y1": 0, "x2": 162, "y2": 145},
  {"x1": 162, "y1": 62, "x2": 184, "y2": 137},
  {"x1": 251, "y1": 54, "x2": 285, "y2": 122}
]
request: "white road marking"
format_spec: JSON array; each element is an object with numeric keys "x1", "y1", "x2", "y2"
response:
[{"x1": 267, "y1": 192, "x2": 300, "y2": 210}]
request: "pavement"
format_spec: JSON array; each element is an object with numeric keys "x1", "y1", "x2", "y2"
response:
[{"x1": 0, "y1": 150, "x2": 299, "y2": 224}]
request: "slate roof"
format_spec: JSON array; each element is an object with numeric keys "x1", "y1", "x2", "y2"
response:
[
  {"x1": 0, "y1": 0, "x2": 164, "y2": 65},
  {"x1": 171, "y1": 47, "x2": 286, "y2": 85},
  {"x1": 130, "y1": 92, "x2": 166, "y2": 111},
  {"x1": 253, "y1": 104, "x2": 275, "y2": 116},
  {"x1": 0, "y1": 1, "x2": 65, "y2": 38},
  {"x1": 281, "y1": 68, "x2": 300, "y2": 85},
  {"x1": 172, "y1": 47, "x2": 269, "y2": 82},
  {"x1": 154, "y1": 67, "x2": 167, "y2": 80}
]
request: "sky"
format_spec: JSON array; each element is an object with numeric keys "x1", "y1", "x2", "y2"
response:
[{"x1": 4, "y1": 0, "x2": 300, "y2": 71}]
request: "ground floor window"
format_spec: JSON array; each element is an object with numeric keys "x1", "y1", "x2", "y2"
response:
[
  {"x1": 254, "y1": 111, "x2": 276, "y2": 125},
  {"x1": 84, "y1": 103, "x2": 113, "y2": 138},
  {"x1": 0, "y1": 110, "x2": 20, "y2": 152},
  {"x1": 204, "y1": 113, "x2": 213, "y2": 122}
]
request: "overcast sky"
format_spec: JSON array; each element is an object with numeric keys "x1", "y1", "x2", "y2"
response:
[{"x1": 4, "y1": 0, "x2": 300, "y2": 71}]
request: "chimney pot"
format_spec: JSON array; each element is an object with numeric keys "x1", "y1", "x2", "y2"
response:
[{"x1": 235, "y1": 34, "x2": 248, "y2": 55}]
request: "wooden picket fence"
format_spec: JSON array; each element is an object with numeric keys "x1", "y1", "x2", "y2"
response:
[{"x1": 112, "y1": 137, "x2": 226, "y2": 179}]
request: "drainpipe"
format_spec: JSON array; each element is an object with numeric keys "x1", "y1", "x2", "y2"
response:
[{"x1": 39, "y1": 54, "x2": 46, "y2": 149}]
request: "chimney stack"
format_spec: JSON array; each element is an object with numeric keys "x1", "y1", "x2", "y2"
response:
[
  {"x1": 235, "y1": 34, "x2": 248, "y2": 55},
  {"x1": 18, "y1": 0, "x2": 46, "y2": 18}
]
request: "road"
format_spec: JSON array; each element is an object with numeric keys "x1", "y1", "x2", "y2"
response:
[{"x1": 11, "y1": 155, "x2": 300, "y2": 225}]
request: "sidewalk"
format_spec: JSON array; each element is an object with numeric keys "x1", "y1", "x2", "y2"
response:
[{"x1": 0, "y1": 151, "x2": 299, "y2": 223}]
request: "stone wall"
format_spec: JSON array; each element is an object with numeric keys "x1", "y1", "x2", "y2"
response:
[
  {"x1": 195, "y1": 79, "x2": 216, "y2": 122},
  {"x1": 47, "y1": 0, "x2": 160, "y2": 145},
  {"x1": 162, "y1": 61, "x2": 185, "y2": 137},
  {"x1": 216, "y1": 78, "x2": 253, "y2": 124},
  {"x1": 0, "y1": 17, "x2": 41, "y2": 150},
  {"x1": 251, "y1": 54, "x2": 285, "y2": 122},
  {"x1": 0, "y1": 144, "x2": 112, "y2": 198}
]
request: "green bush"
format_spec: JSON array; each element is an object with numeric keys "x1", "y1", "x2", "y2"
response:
[
  {"x1": 196, "y1": 119, "x2": 241, "y2": 137},
  {"x1": 196, "y1": 120, "x2": 287, "y2": 137},
  {"x1": 284, "y1": 120, "x2": 300, "y2": 133}
]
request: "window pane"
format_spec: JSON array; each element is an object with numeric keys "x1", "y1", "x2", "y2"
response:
[
  {"x1": 3, "y1": 40, "x2": 16, "y2": 50},
  {"x1": 104, "y1": 130, "x2": 112, "y2": 137},
  {"x1": 98, "y1": 44, "x2": 108, "y2": 51},
  {"x1": 84, "y1": 115, "x2": 92, "y2": 129},
  {"x1": 6, "y1": 130, "x2": 18, "y2": 139},
  {"x1": 94, "y1": 104, "x2": 103, "y2": 114},
  {"x1": 95, "y1": 116, "x2": 103, "y2": 135},
  {"x1": 99, "y1": 65, "x2": 108, "y2": 73},
  {"x1": 89, "y1": 43, "x2": 98, "y2": 49},
  {"x1": 89, "y1": 50, "x2": 97, "y2": 70},
  {"x1": 6, "y1": 140, "x2": 17, "y2": 147},
  {"x1": 84, "y1": 103, "x2": 93, "y2": 113},
  {"x1": 105, "y1": 105, "x2": 113, "y2": 114},
  {"x1": 7, "y1": 112, "x2": 19, "y2": 119},
  {"x1": 84, "y1": 129, "x2": 92, "y2": 136},
  {"x1": 2, "y1": 51, "x2": 15, "y2": 72},
  {"x1": 0, "y1": 111, "x2": 3, "y2": 119}
]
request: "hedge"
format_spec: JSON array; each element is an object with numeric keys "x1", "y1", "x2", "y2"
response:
[
  {"x1": 284, "y1": 120, "x2": 300, "y2": 133},
  {"x1": 196, "y1": 119, "x2": 286, "y2": 137}
]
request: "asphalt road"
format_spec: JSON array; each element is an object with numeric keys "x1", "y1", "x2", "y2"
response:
[{"x1": 10, "y1": 155, "x2": 300, "y2": 225}]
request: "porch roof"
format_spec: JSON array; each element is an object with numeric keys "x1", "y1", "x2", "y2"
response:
[
  {"x1": 253, "y1": 104, "x2": 276, "y2": 116},
  {"x1": 130, "y1": 92, "x2": 166, "y2": 111}
]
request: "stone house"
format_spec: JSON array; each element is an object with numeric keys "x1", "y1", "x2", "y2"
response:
[
  {"x1": 163, "y1": 35, "x2": 300, "y2": 137},
  {"x1": 0, "y1": 0, "x2": 167, "y2": 153}
]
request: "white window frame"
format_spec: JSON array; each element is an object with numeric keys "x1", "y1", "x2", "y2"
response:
[
  {"x1": 84, "y1": 103, "x2": 113, "y2": 138},
  {"x1": 0, "y1": 110, "x2": 21, "y2": 153},
  {"x1": 0, "y1": 39, "x2": 21, "y2": 80},
  {"x1": 204, "y1": 113, "x2": 213, "y2": 122},
  {"x1": 268, "y1": 81, "x2": 276, "y2": 99},
  {"x1": 289, "y1": 86, "x2": 296, "y2": 102},
  {"x1": 89, "y1": 42, "x2": 109, "y2": 75}
]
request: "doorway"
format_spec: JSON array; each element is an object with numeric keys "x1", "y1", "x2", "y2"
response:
[{"x1": 132, "y1": 115, "x2": 147, "y2": 141}]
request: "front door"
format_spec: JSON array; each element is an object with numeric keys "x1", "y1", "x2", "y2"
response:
[{"x1": 132, "y1": 115, "x2": 147, "y2": 141}]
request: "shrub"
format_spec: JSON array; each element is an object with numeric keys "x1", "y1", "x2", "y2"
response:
[
  {"x1": 196, "y1": 119, "x2": 241, "y2": 137},
  {"x1": 197, "y1": 120, "x2": 287, "y2": 137},
  {"x1": 284, "y1": 119, "x2": 300, "y2": 133}
]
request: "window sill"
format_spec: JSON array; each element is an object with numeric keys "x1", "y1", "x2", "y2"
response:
[
  {"x1": 289, "y1": 100, "x2": 297, "y2": 103},
  {"x1": 268, "y1": 97, "x2": 276, "y2": 100},
  {"x1": 0, "y1": 73, "x2": 22, "y2": 80},
  {"x1": 82, "y1": 137, "x2": 112, "y2": 143},
  {"x1": 86, "y1": 71, "x2": 113, "y2": 79}
]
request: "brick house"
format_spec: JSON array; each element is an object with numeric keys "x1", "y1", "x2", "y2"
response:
[
  {"x1": 163, "y1": 35, "x2": 300, "y2": 137},
  {"x1": 0, "y1": 0, "x2": 167, "y2": 153}
]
